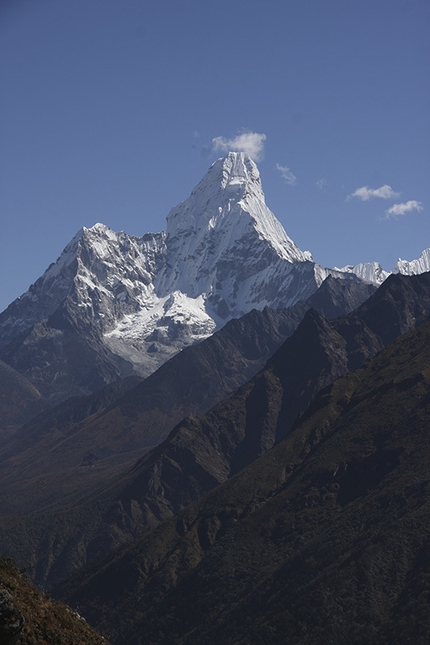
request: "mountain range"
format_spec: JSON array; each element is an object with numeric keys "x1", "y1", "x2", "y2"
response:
[
  {"x1": 2, "y1": 152, "x2": 428, "y2": 406},
  {"x1": 0, "y1": 152, "x2": 429, "y2": 644},
  {"x1": 336, "y1": 247, "x2": 430, "y2": 285},
  {"x1": 0, "y1": 275, "x2": 376, "y2": 588},
  {"x1": 0, "y1": 271, "x2": 429, "y2": 595},
  {"x1": 58, "y1": 307, "x2": 430, "y2": 645}
]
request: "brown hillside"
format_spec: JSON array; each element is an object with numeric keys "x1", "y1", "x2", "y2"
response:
[{"x1": 0, "y1": 556, "x2": 109, "y2": 645}]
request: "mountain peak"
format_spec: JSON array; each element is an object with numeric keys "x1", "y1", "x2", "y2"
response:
[
  {"x1": 82, "y1": 222, "x2": 116, "y2": 238},
  {"x1": 0, "y1": 154, "x2": 346, "y2": 392},
  {"x1": 167, "y1": 151, "x2": 263, "y2": 235},
  {"x1": 161, "y1": 152, "x2": 312, "y2": 296},
  {"x1": 392, "y1": 247, "x2": 430, "y2": 275},
  {"x1": 336, "y1": 246, "x2": 430, "y2": 286},
  {"x1": 210, "y1": 151, "x2": 261, "y2": 192}
]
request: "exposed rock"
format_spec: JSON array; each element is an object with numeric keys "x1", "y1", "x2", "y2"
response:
[
  {"x1": 0, "y1": 274, "x2": 427, "y2": 590},
  {"x1": 0, "y1": 556, "x2": 109, "y2": 644},
  {"x1": 0, "y1": 153, "x2": 359, "y2": 403},
  {"x1": 0, "y1": 588, "x2": 24, "y2": 645}
]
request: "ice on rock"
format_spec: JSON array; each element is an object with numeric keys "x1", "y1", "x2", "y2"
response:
[
  {"x1": 2, "y1": 151, "x2": 427, "y2": 380},
  {"x1": 392, "y1": 248, "x2": 430, "y2": 276},
  {"x1": 334, "y1": 262, "x2": 390, "y2": 286},
  {"x1": 336, "y1": 248, "x2": 430, "y2": 286}
]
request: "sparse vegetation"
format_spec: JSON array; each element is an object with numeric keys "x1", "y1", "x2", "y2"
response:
[
  {"x1": 57, "y1": 317, "x2": 430, "y2": 644},
  {"x1": 1, "y1": 274, "x2": 430, "y2": 644},
  {"x1": 0, "y1": 556, "x2": 109, "y2": 644}
]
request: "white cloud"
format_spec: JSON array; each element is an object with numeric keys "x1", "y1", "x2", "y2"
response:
[
  {"x1": 385, "y1": 200, "x2": 424, "y2": 218},
  {"x1": 347, "y1": 185, "x2": 400, "y2": 201},
  {"x1": 212, "y1": 131, "x2": 266, "y2": 161},
  {"x1": 316, "y1": 178, "x2": 328, "y2": 190},
  {"x1": 276, "y1": 164, "x2": 297, "y2": 186}
]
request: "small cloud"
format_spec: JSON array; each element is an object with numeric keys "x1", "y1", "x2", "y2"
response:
[
  {"x1": 276, "y1": 164, "x2": 297, "y2": 186},
  {"x1": 212, "y1": 131, "x2": 266, "y2": 162},
  {"x1": 385, "y1": 200, "x2": 423, "y2": 218},
  {"x1": 316, "y1": 178, "x2": 328, "y2": 190},
  {"x1": 347, "y1": 185, "x2": 400, "y2": 201}
]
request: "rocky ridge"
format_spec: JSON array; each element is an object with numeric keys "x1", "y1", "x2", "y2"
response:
[
  {"x1": 1, "y1": 153, "x2": 428, "y2": 403},
  {"x1": 57, "y1": 306, "x2": 430, "y2": 645},
  {"x1": 0, "y1": 556, "x2": 109, "y2": 644},
  {"x1": 1, "y1": 273, "x2": 427, "y2": 590},
  {"x1": 336, "y1": 247, "x2": 430, "y2": 285},
  {"x1": 0, "y1": 153, "x2": 357, "y2": 401}
]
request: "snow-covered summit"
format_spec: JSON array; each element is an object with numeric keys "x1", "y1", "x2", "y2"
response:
[
  {"x1": 0, "y1": 153, "x2": 368, "y2": 380},
  {"x1": 334, "y1": 261, "x2": 390, "y2": 286},
  {"x1": 156, "y1": 152, "x2": 313, "y2": 307},
  {"x1": 392, "y1": 248, "x2": 430, "y2": 276},
  {"x1": 104, "y1": 152, "x2": 323, "y2": 371},
  {"x1": 336, "y1": 247, "x2": 430, "y2": 286},
  {"x1": 164, "y1": 152, "x2": 311, "y2": 266},
  {"x1": 0, "y1": 223, "x2": 165, "y2": 348}
]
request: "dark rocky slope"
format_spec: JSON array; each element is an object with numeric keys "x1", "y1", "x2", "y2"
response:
[
  {"x1": 0, "y1": 274, "x2": 426, "y2": 589},
  {"x1": 0, "y1": 277, "x2": 371, "y2": 588},
  {"x1": 0, "y1": 303, "x2": 307, "y2": 485},
  {"x1": 0, "y1": 275, "x2": 373, "y2": 484},
  {"x1": 98, "y1": 271, "x2": 430, "y2": 532},
  {"x1": 0, "y1": 299, "x2": 135, "y2": 404},
  {"x1": 0, "y1": 361, "x2": 47, "y2": 443},
  {"x1": 58, "y1": 314, "x2": 430, "y2": 645},
  {"x1": 0, "y1": 556, "x2": 109, "y2": 644}
]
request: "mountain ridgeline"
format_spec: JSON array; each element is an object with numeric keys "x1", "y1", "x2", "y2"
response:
[
  {"x1": 58, "y1": 309, "x2": 430, "y2": 645},
  {"x1": 0, "y1": 272, "x2": 429, "y2": 596},
  {"x1": 0, "y1": 275, "x2": 375, "y2": 588},
  {"x1": 0, "y1": 153, "x2": 328, "y2": 403},
  {"x1": 0, "y1": 152, "x2": 429, "y2": 644},
  {"x1": 2, "y1": 152, "x2": 428, "y2": 405},
  {"x1": 0, "y1": 556, "x2": 109, "y2": 645}
]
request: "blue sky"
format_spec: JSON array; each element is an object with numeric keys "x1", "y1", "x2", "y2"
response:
[{"x1": 1, "y1": 0, "x2": 429, "y2": 312}]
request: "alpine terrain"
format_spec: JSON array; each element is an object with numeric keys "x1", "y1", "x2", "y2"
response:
[
  {"x1": 0, "y1": 152, "x2": 358, "y2": 402},
  {"x1": 336, "y1": 247, "x2": 430, "y2": 285},
  {"x1": 58, "y1": 289, "x2": 430, "y2": 645},
  {"x1": 1, "y1": 152, "x2": 428, "y2": 403},
  {"x1": 0, "y1": 272, "x2": 429, "y2": 592},
  {"x1": 0, "y1": 151, "x2": 429, "y2": 645}
]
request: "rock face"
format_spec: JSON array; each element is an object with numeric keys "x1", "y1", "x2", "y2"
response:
[
  {"x1": 0, "y1": 153, "x2": 354, "y2": 402},
  {"x1": 0, "y1": 588, "x2": 24, "y2": 645},
  {"x1": 0, "y1": 226, "x2": 164, "y2": 401}
]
